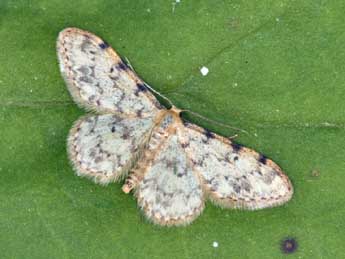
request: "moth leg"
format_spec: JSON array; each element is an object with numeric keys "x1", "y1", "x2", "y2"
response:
[{"x1": 122, "y1": 171, "x2": 141, "y2": 193}]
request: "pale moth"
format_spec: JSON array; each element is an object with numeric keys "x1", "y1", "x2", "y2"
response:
[{"x1": 57, "y1": 28, "x2": 293, "y2": 226}]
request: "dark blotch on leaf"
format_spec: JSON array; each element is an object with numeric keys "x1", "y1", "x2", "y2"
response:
[
  {"x1": 111, "y1": 126, "x2": 116, "y2": 133},
  {"x1": 99, "y1": 41, "x2": 109, "y2": 49},
  {"x1": 281, "y1": 238, "x2": 298, "y2": 254}
]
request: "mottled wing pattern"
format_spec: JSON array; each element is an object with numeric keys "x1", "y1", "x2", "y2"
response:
[
  {"x1": 68, "y1": 114, "x2": 156, "y2": 185},
  {"x1": 57, "y1": 27, "x2": 293, "y2": 226},
  {"x1": 134, "y1": 114, "x2": 204, "y2": 226},
  {"x1": 182, "y1": 122, "x2": 293, "y2": 209},
  {"x1": 57, "y1": 27, "x2": 161, "y2": 116}
]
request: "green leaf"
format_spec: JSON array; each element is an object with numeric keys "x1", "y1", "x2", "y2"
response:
[{"x1": 1, "y1": 1, "x2": 345, "y2": 258}]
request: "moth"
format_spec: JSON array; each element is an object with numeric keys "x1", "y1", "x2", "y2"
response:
[{"x1": 57, "y1": 28, "x2": 293, "y2": 226}]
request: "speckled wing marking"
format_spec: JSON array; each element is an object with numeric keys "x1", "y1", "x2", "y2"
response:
[
  {"x1": 134, "y1": 114, "x2": 204, "y2": 226},
  {"x1": 57, "y1": 27, "x2": 293, "y2": 226},
  {"x1": 57, "y1": 27, "x2": 161, "y2": 116},
  {"x1": 68, "y1": 114, "x2": 156, "y2": 185},
  {"x1": 182, "y1": 123, "x2": 293, "y2": 209}
]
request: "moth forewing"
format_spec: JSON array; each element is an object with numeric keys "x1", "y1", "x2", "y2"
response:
[{"x1": 57, "y1": 27, "x2": 162, "y2": 116}]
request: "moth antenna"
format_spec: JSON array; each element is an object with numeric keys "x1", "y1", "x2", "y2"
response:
[
  {"x1": 124, "y1": 56, "x2": 174, "y2": 108},
  {"x1": 126, "y1": 55, "x2": 248, "y2": 136},
  {"x1": 181, "y1": 109, "x2": 251, "y2": 136},
  {"x1": 143, "y1": 83, "x2": 174, "y2": 108},
  {"x1": 124, "y1": 56, "x2": 135, "y2": 70},
  {"x1": 228, "y1": 134, "x2": 238, "y2": 140}
]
